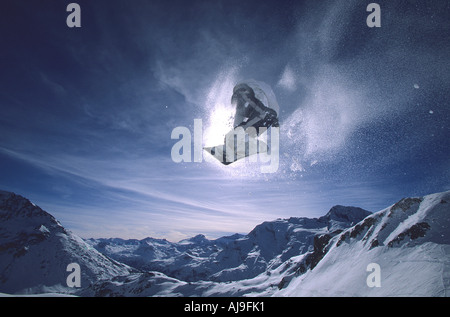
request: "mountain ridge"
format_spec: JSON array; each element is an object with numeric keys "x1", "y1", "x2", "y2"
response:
[
  {"x1": 1, "y1": 189, "x2": 449, "y2": 296},
  {"x1": 86, "y1": 204, "x2": 371, "y2": 283},
  {"x1": 277, "y1": 190, "x2": 450, "y2": 296}
]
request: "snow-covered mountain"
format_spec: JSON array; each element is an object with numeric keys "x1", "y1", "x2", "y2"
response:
[
  {"x1": 86, "y1": 206, "x2": 371, "y2": 283},
  {"x1": 0, "y1": 191, "x2": 131, "y2": 295},
  {"x1": 1, "y1": 189, "x2": 449, "y2": 297},
  {"x1": 276, "y1": 190, "x2": 450, "y2": 296},
  {"x1": 81, "y1": 190, "x2": 450, "y2": 297}
]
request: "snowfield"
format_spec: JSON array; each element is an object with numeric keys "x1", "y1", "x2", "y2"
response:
[
  {"x1": 1, "y1": 189, "x2": 449, "y2": 296},
  {"x1": 277, "y1": 191, "x2": 450, "y2": 297}
]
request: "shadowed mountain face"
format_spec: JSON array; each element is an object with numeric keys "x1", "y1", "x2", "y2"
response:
[{"x1": 0, "y1": 191, "x2": 131, "y2": 294}]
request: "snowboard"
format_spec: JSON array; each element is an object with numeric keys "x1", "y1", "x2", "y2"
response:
[{"x1": 203, "y1": 131, "x2": 268, "y2": 165}]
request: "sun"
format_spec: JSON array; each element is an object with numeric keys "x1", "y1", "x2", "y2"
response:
[{"x1": 203, "y1": 103, "x2": 235, "y2": 147}]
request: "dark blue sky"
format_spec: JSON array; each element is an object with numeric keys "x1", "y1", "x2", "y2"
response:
[{"x1": 1, "y1": 0, "x2": 449, "y2": 241}]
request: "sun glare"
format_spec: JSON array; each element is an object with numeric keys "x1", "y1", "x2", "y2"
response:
[{"x1": 203, "y1": 103, "x2": 235, "y2": 147}]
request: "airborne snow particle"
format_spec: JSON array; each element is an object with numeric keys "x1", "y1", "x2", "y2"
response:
[
  {"x1": 278, "y1": 66, "x2": 297, "y2": 92},
  {"x1": 429, "y1": 110, "x2": 434, "y2": 114},
  {"x1": 414, "y1": 84, "x2": 420, "y2": 89}
]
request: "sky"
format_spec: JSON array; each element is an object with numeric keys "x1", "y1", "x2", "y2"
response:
[{"x1": 0, "y1": 0, "x2": 449, "y2": 242}]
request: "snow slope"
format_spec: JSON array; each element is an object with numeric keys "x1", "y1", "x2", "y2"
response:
[
  {"x1": 276, "y1": 190, "x2": 450, "y2": 296},
  {"x1": 0, "y1": 191, "x2": 131, "y2": 294}
]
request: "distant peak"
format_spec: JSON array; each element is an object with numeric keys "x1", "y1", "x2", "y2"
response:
[
  {"x1": 180, "y1": 234, "x2": 209, "y2": 244},
  {"x1": 0, "y1": 190, "x2": 55, "y2": 222},
  {"x1": 191, "y1": 234, "x2": 208, "y2": 241},
  {"x1": 0, "y1": 190, "x2": 14, "y2": 199},
  {"x1": 321, "y1": 205, "x2": 372, "y2": 224}
]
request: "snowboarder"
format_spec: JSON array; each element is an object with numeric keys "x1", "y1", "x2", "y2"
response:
[
  {"x1": 231, "y1": 83, "x2": 279, "y2": 133},
  {"x1": 204, "y1": 80, "x2": 280, "y2": 165}
]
